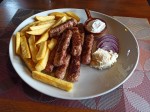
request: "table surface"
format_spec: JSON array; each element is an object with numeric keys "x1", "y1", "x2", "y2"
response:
[
  {"x1": 0, "y1": 0, "x2": 150, "y2": 112},
  {"x1": 0, "y1": 0, "x2": 150, "y2": 33}
]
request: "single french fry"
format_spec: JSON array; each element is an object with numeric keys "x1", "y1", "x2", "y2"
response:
[
  {"x1": 36, "y1": 41, "x2": 47, "y2": 60},
  {"x1": 32, "y1": 71, "x2": 73, "y2": 92},
  {"x1": 26, "y1": 27, "x2": 49, "y2": 35},
  {"x1": 52, "y1": 16, "x2": 67, "y2": 28},
  {"x1": 35, "y1": 15, "x2": 55, "y2": 21},
  {"x1": 28, "y1": 35, "x2": 38, "y2": 62},
  {"x1": 49, "y1": 12, "x2": 71, "y2": 20},
  {"x1": 21, "y1": 55, "x2": 36, "y2": 71},
  {"x1": 49, "y1": 12, "x2": 67, "y2": 18},
  {"x1": 15, "y1": 32, "x2": 21, "y2": 55},
  {"x1": 66, "y1": 16, "x2": 72, "y2": 20},
  {"x1": 36, "y1": 31, "x2": 49, "y2": 44},
  {"x1": 37, "y1": 20, "x2": 56, "y2": 25},
  {"x1": 35, "y1": 48, "x2": 50, "y2": 71},
  {"x1": 30, "y1": 22, "x2": 54, "y2": 31},
  {"x1": 65, "y1": 11, "x2": 80, "y2": 22},
  {"x1": 20, "y1": 36, "x2": 31, "y2": 58},
  {"x1": 48, "y1": 38, "x2": 57, "y2": 50}
]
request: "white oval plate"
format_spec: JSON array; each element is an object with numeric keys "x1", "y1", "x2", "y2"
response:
[{"x1": 9, "y1": 8, "x2": 139, "y2": 100}]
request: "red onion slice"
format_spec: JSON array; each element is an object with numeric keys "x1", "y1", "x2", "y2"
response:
[
  {"x1": 96, "y1": 34, "x2": 119, "y2": 53},
  {"x1": 97, "y1": 34, "x2": 118, "y2": 42},
  {"x1": 97, "y1": 38, "x2": 118, "y2": 47},
  {"x1": 99, "y1": 41, "x2": 119, "y2": 53},
  {"x1": 101, "y1": 46, "x2": 116, "y2": 53}
]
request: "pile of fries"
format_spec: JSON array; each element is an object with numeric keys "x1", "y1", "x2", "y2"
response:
[{"x1": 15, "y1": 11, "x2": 80, "y2": 92}]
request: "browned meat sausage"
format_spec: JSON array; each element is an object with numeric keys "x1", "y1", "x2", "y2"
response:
[
  {"x1": 66, "y1": 56, "x2": 80, "y2": 82},
  {"x1": 44, "y1": 64, "x2": 54, "y2": 73},
  {"x1": 53, "y1": 30, "x2": 72, "y2": 66},
  {"x1": 54, "y1": 54, "x2": 71, "y2": 79},
  {"x1": 49, "y1": 19, "x2": 77, "y2": 37},
  {"x1": 70, "y1": 27, "x2": 79, "y2": 33},
  {"x1": 80, "y1": 33, "x2": 85, "y2": 46},
  {"x1": 71, "y1": 27, "x2": 82, "y2": 56},
  {"x1": 77, "y1": 23, "x2": 85, "y2": 46},
  {"x1": 81, "y1": 34, "x2": 94, "y2": 64}
]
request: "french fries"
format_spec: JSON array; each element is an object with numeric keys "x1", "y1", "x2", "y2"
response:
[
  {"x1": 14, "y1": 11, "x2": 80, "y2": 92},
  {"x1": 27, "y1": 20, "x2": 56, "y2": 35},
  {"x1": 65, "y1": 11, "x2": 80, "y2": 22},
  {"x1": 49, "y1": 12, "x2": 67, "y2": 18},
  {"x1": 32, "y1": 71, "x2": 73, "y2": 91},
  {"x1": 26, "y1": 27, "x2": 50, "y2": 35},
  {"x1": 36, "y1": 31, "x2": 49, "y2": 44},
  {"x1": 28, "y1": 35, "x2": 38, "y2": 62},
  {"x1": 35, "y1": 48, "x2": 50, "y2": 71},
  {"x1": 48, "y1": 12, "x2": 72, "y2": 20},
  {"x1": 20, "y1": 21, "x2": 41, "y2": 36},
  {"x1": 29, "y1": 22, "x2": 54, "y2": 31},
  {"x1": 35, "y1": 15, "x2": 55, "y2": 21},
  {"x1": 48, "y1": 38, "x2": 57, "y2": 50},
  {"x1": 52, "y1": 16, "x2": 67, "y2": 28},
  {"x1": 20, "y1": 35, "x2": 31, "y2": 58},
  {"x1": 15, "y1": 32, "x2": 21, "y2": 55},
  {"x1": 36, "y1": 41, "x2": 47, "y2": 60},
  {"x1": 21, "y1": 56, "x2": 36, "y2": 71},
  {"x1": 36, "y1": 20, "x2": 55, "y2": 25}
]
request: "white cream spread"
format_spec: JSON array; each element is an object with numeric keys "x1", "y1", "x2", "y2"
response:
[
  {"x1": 90, "y1": 48, "x2": 118, "y2": 69},
  {"x1": 87, "y1": 19, "x2": 106, "y2": 33}
]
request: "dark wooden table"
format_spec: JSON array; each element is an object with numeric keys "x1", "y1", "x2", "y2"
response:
[{"x1": 0, "y1": 0, "x2": 150, "y2": 34}]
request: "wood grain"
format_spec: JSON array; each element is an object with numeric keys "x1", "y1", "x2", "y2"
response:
[
  {"x1": 0, "y1": 0, "x2": 150, "y2": 33},
  {"x1": 0, "y1": 99, "x2": 100, "y2": 112}
]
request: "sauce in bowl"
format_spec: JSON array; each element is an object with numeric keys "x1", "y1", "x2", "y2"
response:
[
  {"x1": 84, "y1": 9, "x2": 107, "y2": 36},
  {"x1": 86, "y1": 19, "x2": 106, "y2": 33}
]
